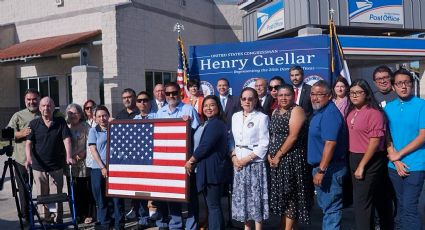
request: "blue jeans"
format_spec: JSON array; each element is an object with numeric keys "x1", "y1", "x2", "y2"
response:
[
  {"x1": 203, "y1": 184, "x2": 224, "y2": 230},
  {"x1": 91, "y1": 169, "x2": 124, "y2": 229},
  {"x1": 157, "y1": 175, "x2": 199, "y2": 230},
  {"x1": 313, "y1": 164, "x2": 347, "y2": 230},
  {"x1": 389, "y1": 169, "x2": 425, "y2": 230}
]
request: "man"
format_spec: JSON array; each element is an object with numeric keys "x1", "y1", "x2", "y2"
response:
[
  {"x1": 307, "y1": 80, "x2": 348, "y2": 230},
  {"x1": 289, "y1": 65, "x2": 313, "y2": 118},
  {"x1": 216, "y1": 78, "x2": 240, "y2": 130},
  {"x1": 115, "y1": 88, "x2": 139, "y2": 221},
  {"x1": 255, "y1": 78, "x2": 272, "y2": 114},
  {"x1": 156, "y1": 82, "x2": 200, "y2": 230},
  {"x1": 25, "y1": 97, "x2": 74, "y2": 223},
  {"x1": 133, "y1": 91, "x2": 157, "y2": 228},
  {"x1": 372, "y1": 65, "x2": 397, "y2": 108},
  {"x1": 268, "y1": 76, "x2": 285, "y2": 116},
  {"x1": 371, "y1": 65, "x2": 397, "y2": 229},
  {"x1": 115, "y1": 88, "x2": 139, "y2": 119},
  {"x1": 385, "y1": 69, "x2": 425, "y2": 229},
  {"x1": 151, "y1": 84, "x2": 167, "y2": 113},
  {"x1": 7, "y1": 88, "x2": 41, "y2": 223}
]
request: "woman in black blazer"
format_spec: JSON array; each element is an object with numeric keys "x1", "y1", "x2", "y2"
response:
[{"x1": 185, "y1": 95, "x2": 229, "y2": 230}]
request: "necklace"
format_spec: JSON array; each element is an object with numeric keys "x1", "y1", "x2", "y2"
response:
[{"x1": 350, "y1": 109, "x2": 360, "y2": 129}]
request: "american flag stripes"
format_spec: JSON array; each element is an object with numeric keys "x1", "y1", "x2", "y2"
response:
[
  {"x1": 177, "y1": 33, "x2": 189, "y2": 98},
  {"x1": 106, "y1": 119, "x2": 189, "y2": 202}
]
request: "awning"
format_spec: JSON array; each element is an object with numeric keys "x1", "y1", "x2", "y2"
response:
[{"x1": 0, "y1": 30, "x2": 101, "y2": 62}]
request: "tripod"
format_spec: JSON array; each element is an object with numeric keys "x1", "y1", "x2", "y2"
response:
[{"x1": 0, "y1": 143, "x2": 45, "y2": 230}]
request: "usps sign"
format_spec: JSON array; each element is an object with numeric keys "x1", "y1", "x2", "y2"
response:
[{"x1": 349, "y1": 0, "x2": 403, "y2": 25}]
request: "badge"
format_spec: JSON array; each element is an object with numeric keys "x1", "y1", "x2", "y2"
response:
[{"x1": 247, "y1": 122, "x2": 254, "y2": 128}]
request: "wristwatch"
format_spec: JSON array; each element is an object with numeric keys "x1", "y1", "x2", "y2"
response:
[{"x1": 317, "y1": 168, "x2": 327, "y2": 174}]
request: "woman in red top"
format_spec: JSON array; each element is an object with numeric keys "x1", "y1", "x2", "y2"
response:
[
  {"x1": 182, "y1": 79, "x2": 204, "y2": 120},
  {"x1": 346, "y1": 79, "x2": 391, "y2": 230}
]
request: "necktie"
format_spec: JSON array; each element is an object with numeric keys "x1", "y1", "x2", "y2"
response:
[
  {"x1": 260, "y1": 98, "x2": 263, "y2": 106},
  {"x1": 158, "y1": 102, "x2": 162, "y2": 109},
  {"x1": 221, "y1": 97, "x2": 226, "y2": 109},
  {"x1": 294, "y1": 87, "x2": 299, "y2": 104}
]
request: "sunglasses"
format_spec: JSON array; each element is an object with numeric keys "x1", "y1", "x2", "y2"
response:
[
  {"x1": 136, "y1": 98, "x2": 149, "y2": 103},
  {"x1": 241, "y1": 97, "x2": 255, "y2": 102},
  {"x1": 165, "y1": 91, "x2": 179, "y2": 96},
  {"x1": 268, "y1": 85, "x2": 281, "y2": 91}
]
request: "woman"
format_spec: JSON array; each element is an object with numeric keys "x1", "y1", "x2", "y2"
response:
[
  {"x1": 87, "y1": 105, "x2": 124, "y2": 229},
  {"x1": 183, "y1": 79, "x2": 204, "y2": 119},
  {"x1": 65, "y1": 103, "x2": 95, "y2": 224},
  {"x1": 185, "y1": 95, "x2": 229, "y2": 230},
  {"x1": 231, "y1": 87, "x2": 269, "y2": 230},
  {"x1": 268, "y1": 85, "x2": 313, "y2": 229},
  {"x1": 83, "y1": 99, "x2": 96, "y2": 127},
  {"x1": 385, "y1": 69, "x2": 425, "y2": 229},
  {"x1": 346, "y1": 79, "x2": 388, "y2": 229},
  {"x1": 332, "y1": 76, "x2": 350, "y2": 117}
]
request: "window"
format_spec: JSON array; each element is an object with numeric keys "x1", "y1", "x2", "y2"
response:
[
  {"x1": 19, "y1": 76, "x2": 60, "y2": 109},
  {"x1": 145, "y1": 71, "x2": 177, "y2": 95}
]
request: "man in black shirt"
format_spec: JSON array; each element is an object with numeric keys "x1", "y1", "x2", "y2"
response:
[
  {"x1": 25, "y1": 97, "x2": 73, "y2": 223},
  {"x1": 115, "y1": 88, "x2": 139, "y2": 119}
]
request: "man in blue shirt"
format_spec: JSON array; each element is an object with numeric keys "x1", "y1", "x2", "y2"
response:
[
  {"x1": 156, "y1": 82, "x2": 199, "y2": 230},
  {"x1": 307, "y1": 80, "x2": 348, "y2": 230},
  {"x1": 385, "y1": 68, "x2": 425, "y2": 229}
]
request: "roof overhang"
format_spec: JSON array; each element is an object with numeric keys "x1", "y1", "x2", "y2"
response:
[{"x1": 0, "y1": 30, "x2": 101, "y2": 63}]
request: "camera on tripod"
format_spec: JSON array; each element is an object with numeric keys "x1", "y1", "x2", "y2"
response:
[{"x1": 1, "y1": 127, "x2": 14, "y2": 157}]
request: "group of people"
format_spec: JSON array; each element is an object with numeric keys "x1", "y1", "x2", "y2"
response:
[{"x1": 6, "y1": 64, "x2": 425, "y2": 230}]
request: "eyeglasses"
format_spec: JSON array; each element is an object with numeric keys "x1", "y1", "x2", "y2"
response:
[
  {"x1": 310, "y1": 93, "x2": 328, "y2": 98},
  {"x1": 268, "y1": 85, "x2": 281, "y2": 91},
  {"x1": 394, "y1": 81, "x2": 412, "y2": 88},
  {"x1": 84, "y1": 106, "x2": 93, "y2": 110},
  {"x1": 241, "y1": 97, "x2": 255, "y2": 102},
  {"x1": 165, "y1": 91, "x2": 179, "y2": 96},
  {"x1": 136, "y1": 98, "x2": 149, "y2": 103},
  {"x1": 374, "y1": 76, "x2": 390, "y2": 82},
  {"x1": 349, "y1": 90, "x2": 365, "y2": 97}
]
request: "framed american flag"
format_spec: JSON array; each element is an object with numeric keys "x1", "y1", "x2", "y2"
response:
[{"x1": 106, "y1": 118, "x2": 190, "y2": 202}]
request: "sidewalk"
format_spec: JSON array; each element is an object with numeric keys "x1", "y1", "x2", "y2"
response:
[{"x1": 0, "y1": 156, "x2": 362, "y2": 229}]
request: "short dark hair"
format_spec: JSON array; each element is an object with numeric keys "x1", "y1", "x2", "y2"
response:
[
  {"x1": 269, "y1": 76, "x2": 285, "y2": 85},
  {"x1": 289, "y1": 65, "x2": 304, "y2": 76},
  {"x1": 121, "y1": 88, "x2": 136, "y2": 97},
  {"x1": 372, "y1": 65, "x2": 393, "y2": 81},
  {"x1": 312, "y1": 80, "x2": 331, "y2": 95},
  {"x1": 137, "y1": 91, "x2": 151, "y2": 100},
  {"x1": 24, "y1": 88, "x2": 40, "y2": 97},
  {"x1": 392, "y1": 68, "x2": 414, "y2": 85},
  {"x1": 217, "y1": 78, "x2": 229, "y2": 86},
  {"x1": 165, "y1": 82, "x2": 181, "y2": 91},
  {"x1": 94, "y1": 105, "x2": 110, "y2": 117},
  {"x1": 277, "y1": 84, "x2": 295, "y2": 97},
  {"x1": 186, "y1": 79, "x2": 200, "y2": 89}
]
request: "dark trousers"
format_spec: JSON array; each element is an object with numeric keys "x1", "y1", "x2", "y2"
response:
[
  {"x1": 374, "y1": 160, "x2": 395, "y2": 230},
  {"x1": 389, "y1": 169, "x2": 425, "y2": 230},
  {"x1": 91, "y1": 169, "x2": 124, "y2": 229},
  {"x1": 14, "y1": 162, "x2": 30, "y2": 221},
  {"x1": 72, "y1": 176, "x2": 96, "y2": 221},
  {"x1": 349, "y1": 152, "x2": 392, "y2": 230},
  {"x1": 203, "y1": 184, "x2": 224, "y2": 230}
]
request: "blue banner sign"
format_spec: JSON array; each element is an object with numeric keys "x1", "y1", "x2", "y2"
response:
[
  {"x1": 348, "y1": 0, "x2": 403, "y2": 25},
  {"x1": 257, "y1": 0, "x2": 284, "y2": 37},
  {"x1": 189, "y1": 35, "x2": 330, "y2": 97}
]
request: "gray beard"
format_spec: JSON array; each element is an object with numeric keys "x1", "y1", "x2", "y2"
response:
[{"x1": 312, "y1": 104, "x2": 324, "y2": 110}]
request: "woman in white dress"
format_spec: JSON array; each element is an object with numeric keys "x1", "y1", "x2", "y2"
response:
[{"x1": 231, "y1": 87, "x2": 270, "y2": 230}]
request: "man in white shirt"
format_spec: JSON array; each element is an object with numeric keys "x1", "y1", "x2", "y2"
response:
[
  {"x1": 290, "y1": 65, "x2": 313, "y2": 119},
  {"x1": 216, "y1": 78, "x2": 240, "y2": 130},
  {"x1": 151, "y1": 84, "x2": 167, "y2": 113},
  {"x1": 255, "y1": 78, "x2": 273, "y2": 115}
]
